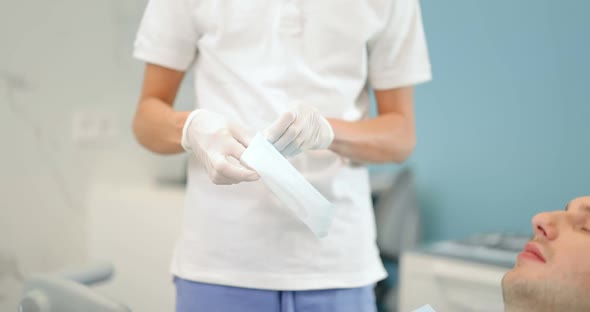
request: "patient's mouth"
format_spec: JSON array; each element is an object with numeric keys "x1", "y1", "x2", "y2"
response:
[{"x1": 518, "y1": 242, "x2": 546, "y2": 263}]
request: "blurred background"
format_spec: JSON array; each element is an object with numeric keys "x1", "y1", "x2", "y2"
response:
[{"x1": 1, "y1": 0, "x2": 588, "y2": 311}]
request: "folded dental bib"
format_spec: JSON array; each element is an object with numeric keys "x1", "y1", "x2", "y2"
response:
[
  {"x1": 412, "y1": 305, "x2": 437, "y2": 312},
  {"x1": 241, "y1": 133, "x2": 336, "y2": 238}
]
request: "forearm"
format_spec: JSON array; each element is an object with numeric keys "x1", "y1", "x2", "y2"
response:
[
  {"x1": 328, "y1": 113, "x2": 416, "y2": 163},
  {"x1": 132, "y1": 97, "x2": 190, "y2": 154}
]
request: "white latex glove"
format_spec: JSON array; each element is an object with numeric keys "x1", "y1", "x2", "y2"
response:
[
  {"x1": 263, "y1": 102, "x2": 334, "y2": 158},
  {"x1": 181, "y1": 109, "x2": 260, "y2": 185}
]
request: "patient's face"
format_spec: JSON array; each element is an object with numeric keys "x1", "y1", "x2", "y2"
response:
[{"x1": 502, "y1": 196, "x2": 590, "y2": 310}]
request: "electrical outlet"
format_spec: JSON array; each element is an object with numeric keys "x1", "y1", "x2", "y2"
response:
[{"x1": 71, "y1": 110, "x2": 118, "y2": 147}]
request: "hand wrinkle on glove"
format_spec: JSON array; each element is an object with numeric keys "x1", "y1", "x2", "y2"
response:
[
  {"x1": 263, "y1": 102, "x2": 334, "y2": 158},
  {"x1": 181, "y1": 109, "x2": 259, "y2": 185},
  {"x1": 241, "y1": 132, "x2": 336, "y2": 238}
]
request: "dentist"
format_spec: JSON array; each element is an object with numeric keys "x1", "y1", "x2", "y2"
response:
[{"x1": 132, "y1": 0, "x2": 431, "y2": 311}]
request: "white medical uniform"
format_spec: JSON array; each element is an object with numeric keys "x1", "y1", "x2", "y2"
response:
[{"x1": 134, "y1": 0, "x2": 431, "y2": 290}]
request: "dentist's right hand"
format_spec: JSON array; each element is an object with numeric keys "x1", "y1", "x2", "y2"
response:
[{"x1": 181, "y1": 109, "x2": 260, "y2": 185}]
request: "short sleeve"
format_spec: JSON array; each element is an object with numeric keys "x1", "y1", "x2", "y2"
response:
[
  {"x1": 133, "y1": 0, "x2": 199, "y2": 71},
  {"x1": 368, "y1": 0, "x2": 432, "y2": 90}
]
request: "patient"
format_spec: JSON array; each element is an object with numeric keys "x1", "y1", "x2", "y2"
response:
[{"x1": 502, "y1": 196, "x2": 590, "y2": 312}]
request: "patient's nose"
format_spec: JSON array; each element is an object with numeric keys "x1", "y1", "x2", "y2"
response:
[{"x1": 532, "y1": 211, "x2": 560, "y2": 241}]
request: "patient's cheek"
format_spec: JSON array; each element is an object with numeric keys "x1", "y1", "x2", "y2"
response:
[{"x1": 569, "y1": 271, "x2": 590, "y2": 290}]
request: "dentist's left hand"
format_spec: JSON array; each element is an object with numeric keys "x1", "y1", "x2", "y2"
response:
[
  {"x1": 182, "y1": 109, "x2": 260, "y2": 185},
  {"x1": 263, "y1": 102, "x2": 334, "y2": 158}
]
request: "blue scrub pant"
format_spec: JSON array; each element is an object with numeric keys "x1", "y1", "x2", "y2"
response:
[{"x1": 174, "y1": 277, "x2": 377, "y2": 312}]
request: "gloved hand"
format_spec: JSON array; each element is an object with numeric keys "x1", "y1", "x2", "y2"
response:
[
  {"x1": 181, "y1": 109, "x2": 260, "y2": 185},
  {"x1": 263, "y1": 102, "x2": 334, "y2": 158}
]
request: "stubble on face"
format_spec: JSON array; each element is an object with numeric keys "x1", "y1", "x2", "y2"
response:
[{"x1": 502, "y1": 271, "x2": 590, "y2": 312}]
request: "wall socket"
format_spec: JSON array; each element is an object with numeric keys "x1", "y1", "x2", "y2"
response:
[{"x1": 71, "y1": 110, "x2": 118, "y2": 147}]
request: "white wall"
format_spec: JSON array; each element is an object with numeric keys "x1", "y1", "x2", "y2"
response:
[{"x1": 1, "y1": 0, "x2": 191, "y2": 310}]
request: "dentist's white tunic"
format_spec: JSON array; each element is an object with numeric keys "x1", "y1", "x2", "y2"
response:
[{"x1": 134, "y1": 0, "x2": 431, "y2": 290}]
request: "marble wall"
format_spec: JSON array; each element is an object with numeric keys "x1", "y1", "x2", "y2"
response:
[{"x1": 0, "y1": 0, "x2": 161, "y2": 309}]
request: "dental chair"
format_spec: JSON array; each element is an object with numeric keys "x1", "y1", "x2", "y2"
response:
[
  {"x1": 19, "y1": 262, "x2": 130, "y2": 312},
  {"x1": 374, "y1": 167, "x2": 421, "y2": 261}
]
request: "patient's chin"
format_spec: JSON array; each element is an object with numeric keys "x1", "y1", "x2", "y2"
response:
[
  {"x1": 502, "y1": 272, "x2": 552, "y2": 307},
  {"x1": 503, "y1": 268, "x2": 590, "y2": 311},
  {"x1": 504, "y1": 265, "x2": 544, "y2": 281},
  {"x1": 502, "y1": 269, "x2": 519, "y2": 289}
]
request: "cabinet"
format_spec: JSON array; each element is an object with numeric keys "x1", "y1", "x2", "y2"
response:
[
  {"x1": 87, "y1": 182, "x2": 185, "y2": 312},
  {"x1": 398, "y1": 251, "x2": 510, "y2": 312}
]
